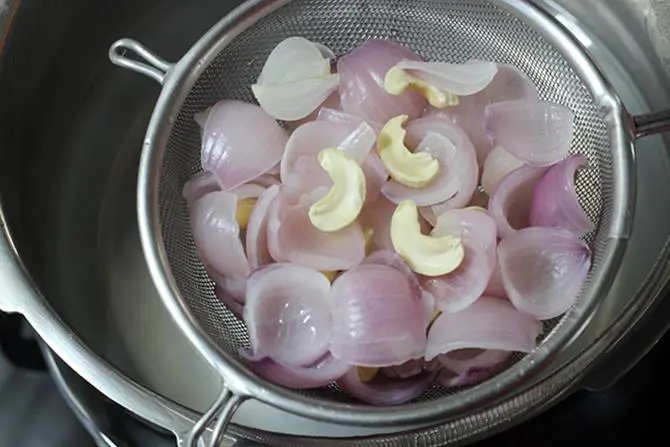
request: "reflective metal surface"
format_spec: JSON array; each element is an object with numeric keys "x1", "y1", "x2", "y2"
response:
[{"x1": 0, "y1": 0, "x2": 669, "y2": 445}]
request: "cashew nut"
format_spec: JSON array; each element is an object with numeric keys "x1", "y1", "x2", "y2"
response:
[
  {"x1": 356, "y1": 366, "x2": 379, "y2": 382},
  {"x1": 235, "y1": 198, "x2": 257, "y2": 230},
  {"x1": 391, "y1": 200, "x2": 465, "y2": 277},
  {"x1": 377, "y1": 115, "x2": 440, "y2": 188},
  {"x1": 385, "y1": 66, "x2": 459, "y2": 109},
  {"x1": 308, "y1": 148, "x2": 366, "y2": 232}
]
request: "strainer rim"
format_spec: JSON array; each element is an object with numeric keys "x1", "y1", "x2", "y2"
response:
[{"x1": 137, "y1": 0, "x2": 635, "y2": 427}]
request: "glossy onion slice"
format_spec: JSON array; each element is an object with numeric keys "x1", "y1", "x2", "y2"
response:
[
  {"x1": 395, "y1": 59, "x2": 497, "y2": 96},
  {"x1": 483, "y1": 258, "x2": 507, "y2": 299},
  {"x1": 498, "y1": 227, "x2": 591, "y2": 320},
  {"x1": 182, "y1": 171, "x2": 220, "y2": 206},
  {"x1": 338, "y1": 39, "x2": 427, "y2": 125},
  {"x1": 244, "y1": 264, "x2": 332, "y2": 366},
  {"x1": 481, "y1": 145, "x2": 526, "y2": 196},
  {"x1": 240, "y1": 350, "x2": 351, "y2": 389},
  {"x1": 423, "y1": 209, "x2": 498, "y2": 313},
  {"x1": 338, "y1": 368, "x2": 434, "y2": 406},
  {"x1": 402, "y1": 116, "x2": 479, "y2": 213},
  {"x1": 246, "y1": 185, "x2": 280, "y2": 270},
  {"x1": 425, "y1": 296, "x2": 541, "y2": 361},
  {"x1": 267, "y1": 189, "x2": 366, "y2": 271},
  {"x1": 201, "y1": 100, "x2": 288, "y2": 190},
  {"x1": 488, "y1": 165, "x2": 548, "y2": 238},
  {"x1": 362, "y1": 250, "x2": 422, "y2": 300},
  {"x1": 190, "y1": 191, "x2": 249, "y2": 279},
  {"x1": 253, "y1": 76, "x2": 340, "y2": 122},
  {"x1": 530, "y1": 154, "x2": 595, "y2": 237},
  {"x1": 484, "y1": 100, "x2": 574, "y2": 167},
  {"x1": 330, "y1": 264, "x2": 426, "y2": 367}
]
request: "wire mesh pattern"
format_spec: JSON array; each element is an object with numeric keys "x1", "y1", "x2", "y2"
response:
[{"x1": 154, "y1": 0, "x2": 612, "y2": 406}]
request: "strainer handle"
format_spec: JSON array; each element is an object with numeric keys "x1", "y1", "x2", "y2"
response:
[
  {"x1": 108, "y1": 38, "x2": 174, "y2": 85},
  {"x1": 185, "y1": 385, "x2": 248, "y2": 447},
  {"x1": 633, "y1": 110, "x2": 670, "y2": 139}
]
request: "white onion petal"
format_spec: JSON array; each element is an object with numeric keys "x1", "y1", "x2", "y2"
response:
[
  {"x1": 423, "y1": 209, "x2": 498, "y2": 313},
  {"x1": 395, "y1": 59, "x2": 497, "y2": 96},
  {"x1": 246, "y1": 185, "x2": 280, "y2": 270},
  {"x1": 257, "y1": 37, "x2": 332, "y2": 84},
  {"x1": 484, "y1": 100, "x2": 574, "y2": 167},
  {"x1": 190, "y1": 191, "x2": 249, "y2": 279},
  {"x1": 330, "y1": 264, "x2": 426, "y2": 367},
  {"x1": 241, "y1": 350, "x2": 351, "y2": 389},
  {"x1": 244, "y1": 264, "x2": 332, "y2": 366},
  {"x1": 530, "y1": 154, "x2": 595, "y2": 236},
  {"x1": 481, "y1": 145, "x2": 526, "y2": 196},
  {"x1": 488, "y1": 165, "x2": 548, "y2": 238},
  {"x1": 338, "y1": 368, "x2": 434, "y2": 406},
  {"x1": 498, "y1": 227, "x2": 591, "y2": 320},
  {"x1": 201, "y1": 100, "x2": 288, "y2": 190},
  {"x1": 338, "y1": 39, "x2": 427, "y2": 125},
  {"x1": 425, "y1": 296, "x2": 541, "y2": 361},
  {"x1": 485, "y1": 64, "x2": 539, "y2": 103}
]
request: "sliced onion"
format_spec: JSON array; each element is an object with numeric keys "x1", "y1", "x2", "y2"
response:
[
  {"x1": 485, "y1": 64, "x2": 539, "y2": 103},
  {"x1": 484, "y1": 100, "x2": 574, "y2": 167},
  {"x1": 425, "y1": 296, "x2": 541, "y2": 361},
  {"x1": 241, "y1": 350, "x2": 351, "y2": 389},
  {"x1": 282, "y1": 155, "x2": 332, "y2": 201},
  {"x1": 481, "y1": 145, "x2": 526, "y2": 196},
  {"x1": 330, "y1": 264, "x2": 426, "y2": 367},
  {"x1": 498, "y1": 227, "x2": 591, "y2": 320},
  {"x1": 183, "y1": 171, "x2": 220, "y2": 206},
  {"x1": 423, "y1": 209, "x2": 497, "y2": 313},
  {"x1": 201, "y1": 100, "x2": 288, "y2": 190},
  {"x1": 396, "y1": 116, "x2": 478, "y2": 210},
  {"x1": 395, "y1": 59, "x2": 497, "y2": 96},
  {"x1": 338, "y1": 39, "x2": 427, "y2": 125},
  {"x1": 190, "y1": 191, "x2": 249, "y2": 279},
  {"x1": 317, "y1": 107, "x2": 384, "y2": 134},
  {"x1": 488, "y1": 165, "x2": 548, "y2": 238},
  {"x1": 209, "y1": 272, "x2": 247, "y2": 304},
  {"x1": 252, "y1": 75, "x2": 341, "y2": 122},
  {"x1": 483, "y1": 258, "x2": 507, "y2": 299},
  {"x1": 244, "y1": 263, "x2": 332, "y2": 366},
  {"x1": 530, "y1": 154, "x2": 595, "y2": 236},
  {"x1": 267, "y1": 188, "x2": 366, "y2": 271},
  {"x1": 424, "y1": 93, "x2": 493, "y2": 166},
  {"x1": 257, "y1": 37, "x2": 332, "y2": 85},
  {"x1": 381, "y1": 132, "x2": 459, "y2": 206},
  {"x1": 338, "y1": 368, "x2": 434, "y2": 406},
  {"x1": 362, "y1": 152, "x2": 388, "y2": 206},
  {"x1": 214, "y1": 284, "x2": 244, "y2": 318},
  {"x1": 362, "y1": 250, "x2": 422, "y2": 300},
  {"x1": 381, "y1": 358, "x2": 425, "y2": 379},
  {"x1": 438, "y1": 349, "x2": 510, "y2": 374},
  {"x1": 358, "y1": 196, "x2": 396, "y2": 252},
  {"x1": 246, "y1": 185, "x2": 280, "y2": 270}
]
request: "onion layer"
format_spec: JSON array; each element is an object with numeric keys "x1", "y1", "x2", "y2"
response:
[
  {"x1": 359, "y1": 196, "x2": 397, "y2": 252},
  {"x1": 530, "y1": 154, "x2": 595, "y2": 236},
  {"x1": 395, "y1": 59, "x2": 497, "y2": 96},
  {"x1": 338, "y1": 39, "x2": 427, "y2": 125},
  {"x1": 488, "y1": 165, "x2": 548, "y2": 238},
  {"x1": 481, "y1": 145, "x2": 526, "y2": 196},
  {"x1": 484, "y1": 100, "x2": 574, "y2": 167},
  {"x1": 241, "y1": 350, "x2": 351, "y2": 389},
  {"x1": 246, "y1": 185, "x2": 280, "y2": 270},
  {"x1": 498, "y1": 227, "x2": 591, "y2": 320},
  {"x1": 244, "y1": 264, "x2": 332, "y2": 366},
  {"x1": 338, "y1": 368, "x2": 434, "y2": 406},
  {"x1": 201, "y1": 100, "x2": 288, "y2": 190},
  {"x1": 330, "y1": 264, "x2": 426, "y2": 367},
  {"x1": 425, "y1": 296, "x2": 541, "y2": 361},
  {"x1": 486, "y1": 64, "x2": 539, "y2": 104},
  {"x1": 183, "y1": 171, "x2": 220, "y2": 206},
  {"x1": 190, "y1": 191, "x2": 249, "y2": 279},
  {"x1": 423, "y1": 209, "x2": 498, "y2": 313}
]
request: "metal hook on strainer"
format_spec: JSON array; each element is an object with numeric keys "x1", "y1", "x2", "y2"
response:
[{"x1": 109, "y1": 0, "x2": 670, "y2": 445}]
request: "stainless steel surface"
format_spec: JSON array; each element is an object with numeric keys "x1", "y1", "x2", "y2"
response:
[{"x1": 0, "y1": 0, "x2": 670, "y2": 446}]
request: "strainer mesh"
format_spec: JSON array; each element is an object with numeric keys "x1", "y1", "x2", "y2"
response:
[{"x1": 156, "y1": 0, "x2": 611, "y2": 405}]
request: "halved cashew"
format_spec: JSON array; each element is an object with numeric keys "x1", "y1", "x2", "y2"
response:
[
  {"x1": 391, "y1": 200, "x2": 465, "y2": 277},
  {"x1": 235, "y1": 198, "x2": 257, "y2": 230},
  {"x1": 308, "y1": 148, "x2": 366, "y2": 232},
  {"x1": 320, "y1": 270, "x2": 339, "y2": 282},
  {"x1": 384, "y1": 66, "x2": 459, "y2": 109},
  {"x1": 356, "y1": 366, "x2": 379, "y2": 382},
  {"x1": 363, "y1": 226, "x2": 375, "y2": 255},
  {"x1": 464, "y1": 205, "x2": 487, "y2": 213},
  {"x1": 377, "y1": 115, "x2": 440, "y2": 188}
]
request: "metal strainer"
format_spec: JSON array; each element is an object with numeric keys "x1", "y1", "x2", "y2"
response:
[{"x1": 108, "y1": 0, "x2": 670, "y2": 445}]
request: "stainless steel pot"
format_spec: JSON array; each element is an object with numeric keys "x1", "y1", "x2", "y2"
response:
[{"x1": 1, "y1": 0, "x2": 670, "y2": 445}]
